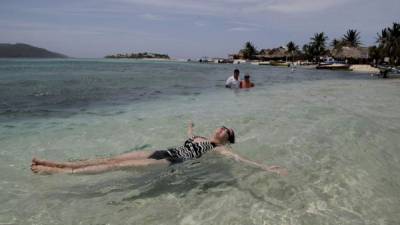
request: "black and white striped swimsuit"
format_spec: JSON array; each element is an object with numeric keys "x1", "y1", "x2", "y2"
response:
[{"x1": 148, "y1": 136, "x2": 216, "y2": 163}]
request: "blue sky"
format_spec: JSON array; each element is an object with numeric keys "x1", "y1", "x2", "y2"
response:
[{"x1": 0, "y1": 0, "x2": 398, "y2": 58}]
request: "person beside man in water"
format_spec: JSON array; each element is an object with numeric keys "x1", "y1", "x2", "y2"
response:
[
  {"x1": 240, "y1": 74, "x2": 255, "y2": 89},
  {"x1": 225, "y1": 69, "x2": 241, "y2": 89}
]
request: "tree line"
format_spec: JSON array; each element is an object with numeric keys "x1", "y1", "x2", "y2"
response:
[
  {"x1": 238, "y1": 22, "x2": 399, "y2": 66},
  {"x1": 105, "y1": 52, "x2": 170, "y2": 59}
]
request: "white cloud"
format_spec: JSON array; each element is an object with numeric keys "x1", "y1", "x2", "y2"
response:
[
  {"x1": 116, "y1": 0, "x2": 353, "y2": 15},
  {"x1": 0, "y1": 19, "x2": 155, "y2": 38},
  {"x1": 194, "y1": 21, "x2": 206, "y2": 27},
  {"x1": 228, "y1": 27, "x2": 257, "y2": 32},
  {"x1": 255, "y1": 0, "x2": 347, "y2": 13},
  {"x1": 139, "y1": 13, "x2": 163, "y2": 21}
]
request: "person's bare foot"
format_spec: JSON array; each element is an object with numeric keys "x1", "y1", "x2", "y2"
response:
[
  {"x1": 264, "y1": 165, "x2": 289, "y2": 176},
  {"x1": 32, "y1": 157, "x2": 51, "y2": 166},
  {"x1": 32, "y1": 157, "x2": 67, "y2": 168},
  {"x1": 32, "y1": 157, "x2": 39, "y2": 165},
  {"x1": 271, "y1": 167, "x2": 288, "y2": 176},
  {"x1": 31, "y1": 164, "x2": 72, "y2": 174}
]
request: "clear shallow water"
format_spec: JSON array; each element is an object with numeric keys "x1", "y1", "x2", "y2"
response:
[{"x1": 1, "y1": 59, "x2": 400, "y2": 225}]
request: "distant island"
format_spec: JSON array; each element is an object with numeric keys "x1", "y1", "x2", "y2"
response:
[
  {"x1": 105, "y1": 52, "x2": 170, "y2": 59},
  {"x1": 0, "y1": 43, "x2": 68, "y2": 58}
]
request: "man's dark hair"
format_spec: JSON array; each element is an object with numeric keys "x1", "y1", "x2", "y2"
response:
[{"x1": 234, "y1": 69, "x2": 240, "y2": 74}]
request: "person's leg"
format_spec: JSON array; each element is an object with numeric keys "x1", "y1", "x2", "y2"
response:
[
  {"x1": 32, "y1": 151, "x2": 154, "y2": 169},
  {"x1": 31, "y1": 158, "x2": 170, "y2": 174},
  {"x1": 32, "y1": 157, "x2": 96, "y2": 168},
  {"x1": 71, "y1": 158, "x2": 170, "y2": 174},
  {"x1": 108, "y1": 151, "x2": 154, "y2": 161}
]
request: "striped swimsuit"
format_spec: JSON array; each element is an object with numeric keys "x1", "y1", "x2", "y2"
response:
[{"x1": 148, "y1": 136, "x2": 216, "y2": 163}]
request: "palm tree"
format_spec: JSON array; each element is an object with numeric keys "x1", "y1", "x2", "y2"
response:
[
  {"x1": 286, "y1": 41, "x2": 299, "y2": 62},
  {"x1": 302, "y1": 44, "x2": 314, "y2": 61},
  {"x1": 387, "y1": 23, "x2": 400, "y2": 65},
  {"x1": 343, "y1": 29, "x2": 361, "y2": 47},
  {"x1": 377, "y1": 28, "x2": 389, "y2": 47},
  {"x1": 377, "y1": 23, "x2": 400, "y2": 65},
  {"x1": 310, "y1": 32, "x2": 328, "y2": 62},
  {"x1": 375, "y1": 28, "x2": 389, "y2": 63},
  {"x1": 331, "y1": 38, "x2": 343, "y2": 50},
  {"x1": 240, "y1": 41, "x2": 258, "y2": 60},
  {"x1": 368, "y1": 45, "x2": 380, "y2": 65}
]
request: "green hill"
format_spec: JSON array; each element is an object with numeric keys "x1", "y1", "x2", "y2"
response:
[{"x1": 0, "y1": 43, "x2": 68, "y2": 58}]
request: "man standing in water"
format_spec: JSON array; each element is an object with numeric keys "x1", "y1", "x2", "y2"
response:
[{"x1": 225, "y1": 69, "x2": 241, "y2": 89}]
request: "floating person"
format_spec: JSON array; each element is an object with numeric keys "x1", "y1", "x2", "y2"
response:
[
  {"x1": 31, "y1": 122, "x2": 287, "y2": 176},
  {"x1": 225, "y1": 69, "x2": 241, "y2": 89},
  {"x1": 240, "y1": 74, "x2": 255, "y2": 89}
]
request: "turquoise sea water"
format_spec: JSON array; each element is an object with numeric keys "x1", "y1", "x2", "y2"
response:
[{"x1": 1, "y1": 59, "x2": 400, "y2": 225}]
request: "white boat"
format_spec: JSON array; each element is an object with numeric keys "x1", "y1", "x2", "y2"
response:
[
  {"x1": 316, "y1": 63, "x2": 349, "y2": 70},
  {"x1": 316, "y1": 58, "x2": 349, "y2": 70},
  {"x1": 258, "y1": 61, "x2": 271, "y2": 65},
  {"x1": 233, "y1": 59, "x2": 248, "y2": 64}
]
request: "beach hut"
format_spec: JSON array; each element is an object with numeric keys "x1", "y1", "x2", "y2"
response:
[
  {"x1": 331, "y1": 46, "x2": 370, "y2": 64},
  {"x1": 256, "y1": 47, "x2": 290, "y2": 62}
]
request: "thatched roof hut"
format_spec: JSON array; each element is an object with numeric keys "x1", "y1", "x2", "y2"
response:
[
  {"x1": 256, "y1": 47, "x2": 289, "y2": 60},
  {"x1": 331, "y1": 46, "x2": 369, "y2": 59}
]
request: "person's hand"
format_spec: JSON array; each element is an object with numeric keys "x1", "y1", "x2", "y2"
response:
[
  {"x1": 187, "y1": 120, "x2": 194, "y2": 137},
  {"x1": 263, "y1": 165, "x2": 288, "y2": 176},
  {"x1": 188, "y1": 120, "x2": 194, "y2": 128}
]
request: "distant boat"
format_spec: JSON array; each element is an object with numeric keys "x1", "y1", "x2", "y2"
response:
[
  {"x1": 270, "y1": 61, "x2": 290, "y2": 67},
  {"x1": 316, "y1": 62, "x2": 350, "y2": 70},
  {"x1": 377, "y1": 65, "x2": 400, "y2": 77},
  {"x1": 316, "y1": 58, "x2": 349, "y2": 70},
  {"x1": 258, "y1": 61, "x2": 271, "y2": 65},
  {"x1": 233, "y1": 59, "x2": 248, "y2": 64},
  {"x1": 380, "y1": 66, "x2": 400, "y2": 74},
  {"x1": 213, "y1": 58, "x2": 232, "y2": 64}
]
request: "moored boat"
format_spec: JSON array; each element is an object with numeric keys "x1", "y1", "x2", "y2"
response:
[
  {"x1": 270, "y1": 61, "x2": 290, "y2": 67},
  {"x1": 258, "y1": 61, "x2": 271, "y2": 65},
  {"x1": 316, "y1": 63, "x2": 350, "y2": 70}
]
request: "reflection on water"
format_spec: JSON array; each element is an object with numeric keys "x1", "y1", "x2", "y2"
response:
[{"x1": 1, "y1": 59, "x2": 400, "y2": 224}]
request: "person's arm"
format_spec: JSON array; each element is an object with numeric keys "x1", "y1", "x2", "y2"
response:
[
  {"x1": 215, "y1": 147, "x2": 288, "y2": 176},
  {"x1": 187, "y1": 121, "x2": 194, "y2": 137}
]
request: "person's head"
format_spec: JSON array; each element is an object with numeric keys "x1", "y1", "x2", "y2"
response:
[
  {"x1": 234, "y1": 69, "x2": 240, "y2": 80},
  {"x1": 244, "y1": 74, "x2": 250, "y2": 81},
  {"x1": 213, "y1": 126, "x2": 235, "y2": 145}
]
